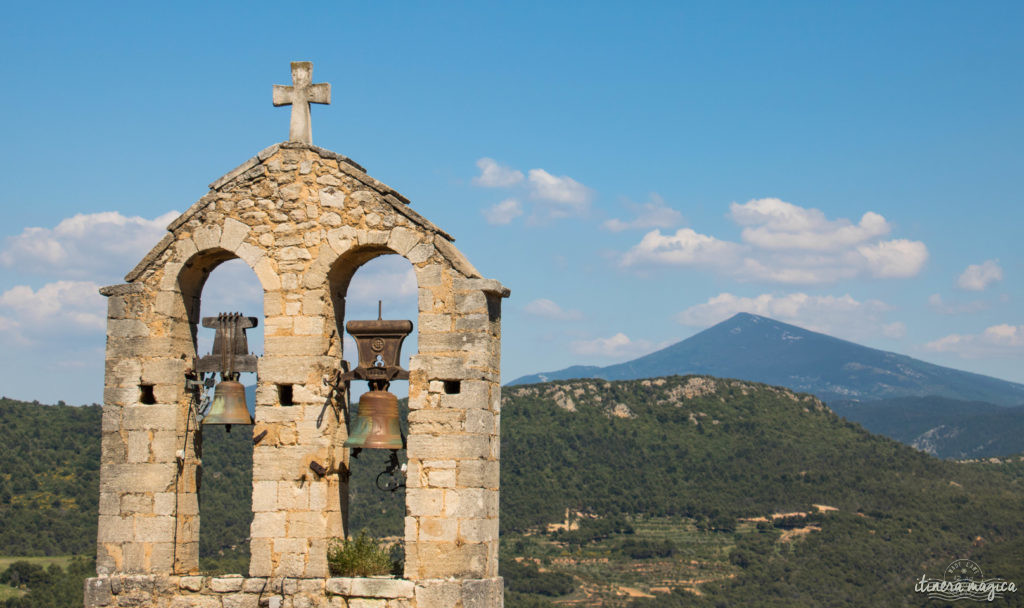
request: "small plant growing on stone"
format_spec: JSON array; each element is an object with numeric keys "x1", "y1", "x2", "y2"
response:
[{"x1": 327, "y1": 531, "x2": 399, "y2": 577}]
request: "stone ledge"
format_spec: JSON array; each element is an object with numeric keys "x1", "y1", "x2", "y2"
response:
[
  {"x1": 326, "y1": 577, "x2": 414, "y2": 598},
  {"x1": 99, "y1": 283, "x2": 146, "y2": 297}
]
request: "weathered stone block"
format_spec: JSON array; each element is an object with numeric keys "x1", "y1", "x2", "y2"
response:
[
  {"x1": 250, "y1": 512, "x2": 287, "y2": 538},
  {"x1": 258, "y1": 356, "x2": 314, "y2": 384},
  {"x1": 405, "y1": 488, "x2": 444, "y2": 517},
  {"x1": 120, "y1": 493, "x2": 153, "y2": 514},
  {"x1": 209, "y1": 576, "x2": 244, "y2": 593},
  {"x1": 254, "y1": 258, "x2": 282, "y2": 290},
  {"x1": 418, "y1": 332, "x2": 491, "y2": 353},
  {"x1": 123, "y1": 404, "x2": 177, "y2": 431},
  {"x1": 252, "y1": 480, "x2": 277, "y2": 511},
  {"x1": 320, "y1": 187, "x2": 347, "y2": 208},
  {"x1": 418, "y1": 517, "x2": 458, "y2": 542},
  {"x1": 97, "y1": 516, "x2": 134, "y2": 542},
  {"x1": 99, "y1": 492, "x2": 120, "y2": 515},
  {"x1": 456, "y1": 460, "x2": 500, "y2": 489},
  {"x1": 464, "y1": 410, "x2": 495, "y2": 435},
  {"x1": 249, "y1": 539, "x2": 272, "y2": 577},
  {"x1": 126, "y1": 432, "x2": 151, "y2": 464},
  {"x1": 455, "y1": 314, "x2": 490, "y2": 332},
  {"x1": 387, "y1": 227, "x2": 420, "y2": 256},
  {"x1": 135, "y1": 515, "x2": 175, "y2": 542},
  {"x1": 287, "y1": 511, "x2": 326, "y2": 538},
  {"x1": 178, "y1": 576, "x2": 204, "y2": 592},
  {"x1": 221, "y1": 218, "x2": 251, "y2": 251},
  {"x1": 461, "y1": 578, "x2": 504, "y2": 608},
  {"x1": 413, "y1": 579, "x2": 461, "y2": 608},
  {"x1": 100, "y1": 463, "x2": 176, "y2": 493},
  {"x1": 425, "y1": 468, "x2": 455, "y2": 490},
  {"x1": 437, "y1": 381, "x2": 490, "y2": 409},
  {"x1": 442, "y1": 488, "x2": 488, "y2": 519},
  {"x1": 409, "y1": 355, "x2": 472, "y2": 381},
  {"x1": 265, "y1": 335, "x2": 327, "y2": 356},
  {"x1": 108, "y1": 319, "x2": 150, "y2": 339},
  {"x1": 84, "y1": 577, "x2": 113, "y2": 607},
  {"x1": 407, "y1": 434, "x2": 489, "y2": 460},
  {"x1": 193, "y1": 225, "x2": 223, "y2": 251},
  {"x1": 293, "y1": 315, "x2": 325, "y2": 335},
  {"x1": 406, "y1": 243, "x2": 435, "y2": 264},
  {"x1": 242, "y1": 578, "x2": 268, "y2": 593},
  {"x1": 458, "y1": 519, "x2": 499, "y2": 544},
  {"x1": 455, "y1": 291, "x2": 487, "y2": 314},
  {"x1": 101, "y1": 406, "x2": 123, "y2": 432},
  {"x1": 224, "y1": 592, "x2": 259, "y2": 608},
  {"x1": 348, "y1": 599, "x2": 387, "y2": 608}
]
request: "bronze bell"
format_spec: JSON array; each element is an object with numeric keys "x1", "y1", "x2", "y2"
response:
[
  {"x1": 202, "y1": 379, "x2": 253, "y2": 432},
  {"x1": 338, "y1": 303, "x2": 412, "y2": 452},
  {"x1": 344, "y1": 386, "x2": 404, "y2": 450},
  {"x1": 196, "y1": 312, "x2": 258, "y2": 433}
]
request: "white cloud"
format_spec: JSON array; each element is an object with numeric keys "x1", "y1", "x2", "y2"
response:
[
  {"x1": 0, "y1": 281, "x2": 106, "y2": 342},
  {"x1": 926, "y1": 324, "x2": 1024, "y2": 359},
  {"x1": 603, "y1": 193, "x2": 683, "y2": 232},
  {"x1": 527, "y1": 169, "x2": 591, "y2": 220},
  {"x1": 0, "y1": 210, "x2": 178, "y2": 280},
  {"x1": 469, "y1": 159, "x2": 591, "y2": 223},
  {"x1": 570, "y1": 332, "x2": 660, "y2": 359},
  {"x1": 619, "y1": 198, "x2": 928, "y2": 284},
  {"x1": 675, "y1": 292, "x2": 896, "y2": 341},
  {"x1": 730, "y1": 198, "x2": 890, "y2": 251},
  {"x1": 472, "y1": 158, "x2": 524, "y2": 187},
  {"x1": 482, "y1": 199, "x2": 523, "y2": 225},
  {"x1": 620, "y1": 228, "x2": 742, "y2": 267},
  {"x1": 957, "y1": 259, "x2": 1003, "y2": 291},
  {"x1": 855, "y1": 239, "x2": 929, "y2": 278},
  {"x1": 524, "y1": 298, "x2": 582, "y2": 321}
]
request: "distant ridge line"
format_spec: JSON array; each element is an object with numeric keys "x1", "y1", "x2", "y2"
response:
[{"x1": 509, "y1": 313, "x2": 1024, "y2": 406}]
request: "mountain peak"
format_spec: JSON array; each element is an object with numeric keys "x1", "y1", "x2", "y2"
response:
[{"x1": 510, "y1": 315, "x2": 1024, "y2": 405}]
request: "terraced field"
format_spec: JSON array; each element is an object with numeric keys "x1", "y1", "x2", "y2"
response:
[{"x1": 504, "y1": 517, "x2": 772, "y2": 606}]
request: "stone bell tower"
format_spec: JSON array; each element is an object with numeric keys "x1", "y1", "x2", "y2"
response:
[{"x1": 85, "y1": 61, "x2": 509, "y2": 608}]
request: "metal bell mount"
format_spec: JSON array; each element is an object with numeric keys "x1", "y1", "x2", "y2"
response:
[
  {"x1": 340, "y1": 302, "x2": 412, "y2": 455},
  {"x1": 196, "y1": 312, "x2": 258, "y2": 432}
]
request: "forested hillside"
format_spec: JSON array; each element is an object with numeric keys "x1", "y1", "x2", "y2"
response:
[
  {"x1": 831, "y1": 396, "x2": 1024, "y2": 458},
  {"x1": 0, "y1": 398, "x2": 100, "y2": 556},
  {"x1": 5, "y1": 377, "x2": 1024, "y2": 606},
  {"x1": 498, "y1": 377, "x2": 1024, "y2": 606}
]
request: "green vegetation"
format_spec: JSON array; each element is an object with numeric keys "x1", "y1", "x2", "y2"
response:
[
  {"x1": 6, "y1": 375, "x2": 1024, "y2": 606},
  {"x1": 499, "y1": 377, "x2": 1024, "y2": 606},
  {"x1": 0, "y1": 398, "x2": 100, "y2": 556},
  {"x1": 0, "y1": 557, "x2": 94, "y2": 607},
  {"x1": 327, "y1": 531, "x2": 400, "y2": 577},
  {"x1": 198, "y1": 424, "x2": 253, "y2": 571},
  {"x1": 832, "y1": 396, "x2": 1024, "y2": 459}
]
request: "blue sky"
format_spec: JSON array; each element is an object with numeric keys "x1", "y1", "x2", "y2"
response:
[{"x1": 1, "y1": 1, "x2": 1021, "y2": 404}]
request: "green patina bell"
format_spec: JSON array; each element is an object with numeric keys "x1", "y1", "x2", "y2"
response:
[
  {"x1": 344, "y1": 388, "x2": 404, "y2": 450},
  {"x1": 202, "y1": 379, "x2": 252, "y2": 432}
]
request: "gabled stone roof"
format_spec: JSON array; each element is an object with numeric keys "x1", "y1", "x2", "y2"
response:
[{"x1": 124, "y1": 142, "x2": 455, "y2": 283}]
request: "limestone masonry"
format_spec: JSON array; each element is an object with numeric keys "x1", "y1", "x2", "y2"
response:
[{"x1": 86, "y1": 66, "x2": 509, "y2": 607}]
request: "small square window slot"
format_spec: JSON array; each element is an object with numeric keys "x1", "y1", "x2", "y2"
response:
[
  {"x1": 278, "y1": 384, "x2": 294, "y2": 406},
  {"x1": 139, "y1": 384, "x2": 156, "y2": 405},
  {"x1": 443, "y1": 380, "x2": 461, "y2": 395}
]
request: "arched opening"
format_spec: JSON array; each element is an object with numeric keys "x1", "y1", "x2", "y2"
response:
[
  {"x1": 183, "y1": 255, "x2": 264, "y2": 574},
  {"x1": 328, "y1": 251, "x2": 418, "y2": 553}
]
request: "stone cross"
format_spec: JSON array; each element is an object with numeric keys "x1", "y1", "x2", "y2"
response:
[{"x1": 273, "y1": 61, "x2": 331, "y2": 145}]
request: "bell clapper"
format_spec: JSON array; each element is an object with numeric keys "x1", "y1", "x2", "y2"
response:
[{"x1": 375, "y1": 450, "x2": 406, "y2": 492}]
